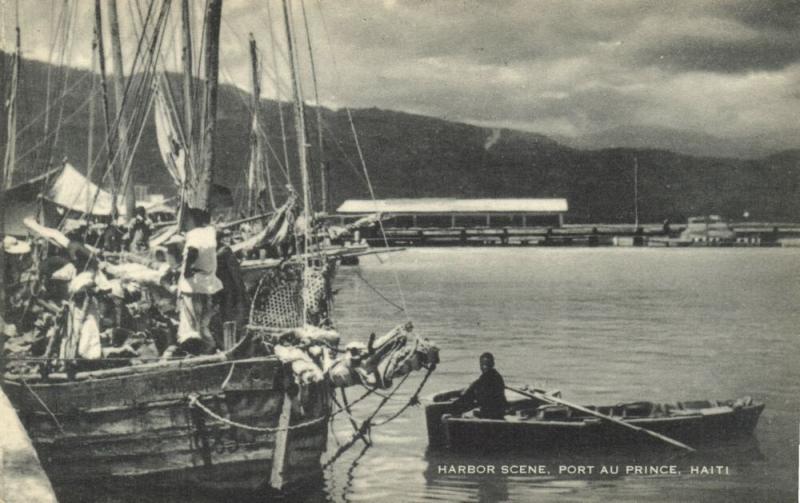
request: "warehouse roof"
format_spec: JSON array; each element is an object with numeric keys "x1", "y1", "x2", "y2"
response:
[{"x1": 337, "y1": 198, "x2": 568, "y2": 214}]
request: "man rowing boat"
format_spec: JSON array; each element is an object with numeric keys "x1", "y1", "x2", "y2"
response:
[{"x1": 452, "y1": 352, "x2": 507, "y2": 420}]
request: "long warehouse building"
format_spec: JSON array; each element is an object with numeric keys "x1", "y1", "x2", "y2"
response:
[{"x1": 336, "y1": 198, "x2": 568, "y2": 228}]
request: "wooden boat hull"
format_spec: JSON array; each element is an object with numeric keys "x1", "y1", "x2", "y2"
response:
[
  {"x1": 426, "y1": 396, "x2": 764, "y2": 453},
  {"x1": 1, "y1": 356, "x2": 330, "y2": 491}
]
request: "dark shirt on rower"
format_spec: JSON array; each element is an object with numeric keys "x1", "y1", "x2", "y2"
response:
[{"x1": 453, "y1": 367, "x2": 507, "y2": 419}]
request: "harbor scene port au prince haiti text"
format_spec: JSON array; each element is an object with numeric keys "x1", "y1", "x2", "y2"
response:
[{"x1": 0, "y1": 1, "x2": 798, "y2": 502}]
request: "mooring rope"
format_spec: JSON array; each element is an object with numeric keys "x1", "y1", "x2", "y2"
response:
[
  {"x1": 354, "y1": 270, "x2": 406, "y2": 312},
  {"x1": 188, "y1": 393, "x2": 328, "y2": 433},
  {"x1": 321, "y1": 370, "x2": 418, "y2": 470},
  {"x1": 372, "y1": 365, "x2": 435, "y2": 427}
]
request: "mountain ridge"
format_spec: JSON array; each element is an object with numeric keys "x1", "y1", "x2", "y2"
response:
[{"x1": 3, "y1": 54, "x2": 799, "y2": 223}]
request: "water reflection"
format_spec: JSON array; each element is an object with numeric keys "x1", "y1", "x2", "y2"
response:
[
  {"x1": 423, "y1": 437, "x2": 764, "y2": 502},
  {"x1": 40, "y1": 249, "x2": 800, "y2": 502}
]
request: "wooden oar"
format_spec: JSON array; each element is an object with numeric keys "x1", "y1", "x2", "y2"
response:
[{"x1": 506, "y1": 385, "x2": 696, "y2": 453}]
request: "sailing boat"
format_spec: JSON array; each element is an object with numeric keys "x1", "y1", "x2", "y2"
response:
[{"x1": 2, "y1": 0, "x2": 437, "y2": 493}]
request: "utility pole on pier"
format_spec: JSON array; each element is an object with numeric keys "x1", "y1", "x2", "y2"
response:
[{"x1": 633, "y1": 156, "x2": 639, "y2": 229}]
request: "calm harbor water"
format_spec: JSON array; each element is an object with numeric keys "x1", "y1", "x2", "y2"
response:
[
  {"x1": 324, "y1": 248, "x2": 799, "y2": 503},
  {"x1": 54, "y1": 247, "x2": 799, "y2": 502}
]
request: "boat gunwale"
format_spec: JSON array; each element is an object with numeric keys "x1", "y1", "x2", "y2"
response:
[
  {"x1": 2, "y1": 355, "x2": 283, "y2": 386},
  {"x1": 439, "y1": 401, "x2": 764, "y2": 427}
]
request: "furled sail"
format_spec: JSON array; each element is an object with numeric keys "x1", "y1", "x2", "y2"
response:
[
  {"x1": 153, "y1": 78, "x2": 187, "y2": 189},
  {"x1": 231, "y1": 192, "x2": 297, "y2": 253},
  {"x1": 246, "y1": 112, "x2": 268, "y2": 214}
]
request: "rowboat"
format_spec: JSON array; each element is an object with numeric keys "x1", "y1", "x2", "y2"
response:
[
  {"x1": 0, "y1": 0, "x2": 442, "y2": 495},
  {"x1": 425, "y1": 389, "x2": 764, "y2": 452}
]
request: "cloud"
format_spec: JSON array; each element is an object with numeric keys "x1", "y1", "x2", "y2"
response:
[{"x1": 4, "y1": 0, "x2": 799, "y2": 149}]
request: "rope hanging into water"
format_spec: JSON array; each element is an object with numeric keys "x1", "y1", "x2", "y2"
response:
[
  {"x1": 331, "y1": 387, "x2": 371, "y2": 446},
  {"x1": 354, "y1": 270, "x2": 406, "y2": 312},
  {"x1": 372, "y1": 365, "x2": 435, "y2": 427},
  {"x1": 321, "y1": 370, "x2": 417, "y2": 470}
]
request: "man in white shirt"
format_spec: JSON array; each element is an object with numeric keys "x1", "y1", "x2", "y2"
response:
[{"x1": 178, "y1": 207, "x2": 223, "y2": 354}]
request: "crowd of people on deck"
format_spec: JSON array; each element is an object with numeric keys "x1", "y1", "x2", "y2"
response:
[
  {"x1": 1, "y1": 205, "x2": 257, "y2": 375},
  {"x1": 0, "y1": 200, "x2": 383, "y2": 379}
]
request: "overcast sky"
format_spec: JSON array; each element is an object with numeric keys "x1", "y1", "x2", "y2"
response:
[{"x1": 4, "y1": 0, "x2": 800, "y2": 143}]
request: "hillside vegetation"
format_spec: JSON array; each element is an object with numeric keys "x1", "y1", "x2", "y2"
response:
[{"x1": 5, "y1": 55, "x2": 799, "y2": 223}]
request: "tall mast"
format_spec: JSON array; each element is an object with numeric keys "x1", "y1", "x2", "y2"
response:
[
  {"x1": 87, "y1": 34, "x2": 97, "y2": 212},
  {"x1": 180, "y1": 0, "x2": 193, "y2": 171},
  {"x1": 247, "y1": 34, "x2": 259, "y2": 214},
  {"x1": 282, "y1": 0, "x2": 311, "y2": 242},
  {"x1": 3, "y1": 17, "x2": 20, "y2": 189},
  {"x1": 107, "y1": 0, "x2": 135, "y2": 218},
  {"x1": 195, "y1": 0, "x2": 223, "y2": 210},
  {"x1": 633, "y1": 156, "x2": 639, "y2": 228},
  {"x1": 0, "y1": 5, "x2": 8, "y2": 357},
  {"x1": 94, "y1": 0, "x2": 118, "y2": 218},
  {"x1": 300, "y1": 0, "x2": 326, "y2": 214}
]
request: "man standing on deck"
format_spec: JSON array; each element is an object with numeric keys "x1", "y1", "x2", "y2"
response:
[
  {"x1": 178, "y1": 207, "x2": 223, "y2": 354},
  {"x1": 452, "y1": 352, "x2": 508, "y2": 419},
  {"x1": 213, "y1": 231, "x2": 249, "y2": 348},
  {"x1": 127, "y1": 206, "x2": 154, "y2": 251}
]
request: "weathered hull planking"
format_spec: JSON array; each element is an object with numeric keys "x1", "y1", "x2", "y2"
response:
[{"x1": 1, "y1": 356, "x2": 330, "y2": 491}]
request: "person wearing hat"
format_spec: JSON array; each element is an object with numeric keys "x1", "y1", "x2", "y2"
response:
[
  {"x1": 212, "y1": 229, "x2": 249, "y2": 347},
  {"x1": 99, "y1": 218, "x2": 125, "y2": 252},
  {"x1": 59, "y1": 272, "x2": 103, "y2": 363},
  {"x1": 4, "y1": 236, "x2": 32, "y2": 282},
  {"x1": 3, "y1": 236, "x2": 33, "y2": 325},
  {"x1": 127, "y1": 206, "x2": 154, "y2": 252},
  {"x1": 177, "y1": 207, "x2": 223, "y2": 354},
  {"x1": 452, "y1": 352, "x2": 508, "y2": 420}
]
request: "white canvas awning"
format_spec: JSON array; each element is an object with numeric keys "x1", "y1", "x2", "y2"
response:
[
  {"x1": 4, "y1": 164, "x2": 127, "y2": 235},
  {"x1": 45, "y1": 163, "x2": 127, "y2": 216}
]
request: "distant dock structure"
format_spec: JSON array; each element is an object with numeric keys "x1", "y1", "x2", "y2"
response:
[
  {"x1": 334, "y1": 199, "x2": 800, "y2": 247},
  {"x1": 336, "y1": 198, "x2": 568, "y2": 246}
]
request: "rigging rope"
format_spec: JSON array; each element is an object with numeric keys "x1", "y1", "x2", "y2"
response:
[
  {"x1": 321, "y1": 372, "x2": 410, "y2": 470},
  {"x1": 313, "y1": 0, "x2": 409, "y2": 315},
  {"x1": 41, "y1": 0, "x2": 66, "y2": 143},
  {"x1": 13, "y1": 71, "x2": 93, "y2": 139},
  {"x1": 263, "y1": 0, "x2": 294, "y2": 187},
  {"x1": 0, "y1": 0, "x2": 6, "y2": 52},
  {"x1": 44, "y1": 0, "x2": 79, "y2": 172},
  {"x1": 354, "y1": 269, "x2": 405, "y2": 312},
  {"x1": 21, "y1": 378, "x2": 66, "y2": 434}
]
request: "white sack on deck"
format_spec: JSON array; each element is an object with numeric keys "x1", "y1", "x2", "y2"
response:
[
  {"x1": 273, "y1": 345, "x2": 325, "y2": 385},
  {"x1": 103, "y1": 262, "x2": 170, "y2": 287}
]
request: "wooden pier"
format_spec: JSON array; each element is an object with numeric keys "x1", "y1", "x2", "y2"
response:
[
  {"x1": 357, "y1": 222, "x2": 800, "y2": 248},
  {"x1": 0, "y1": 388, "x2": 57, "y2": 503}
]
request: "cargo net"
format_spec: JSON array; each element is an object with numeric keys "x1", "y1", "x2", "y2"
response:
[{"x1": 248, "y1": 261, "x2": 333, "y2": 333}]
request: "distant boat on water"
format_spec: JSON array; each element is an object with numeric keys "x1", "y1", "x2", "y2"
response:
[{"x1": 649, "y1": 215, "x2": 735, "y2": 247}]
